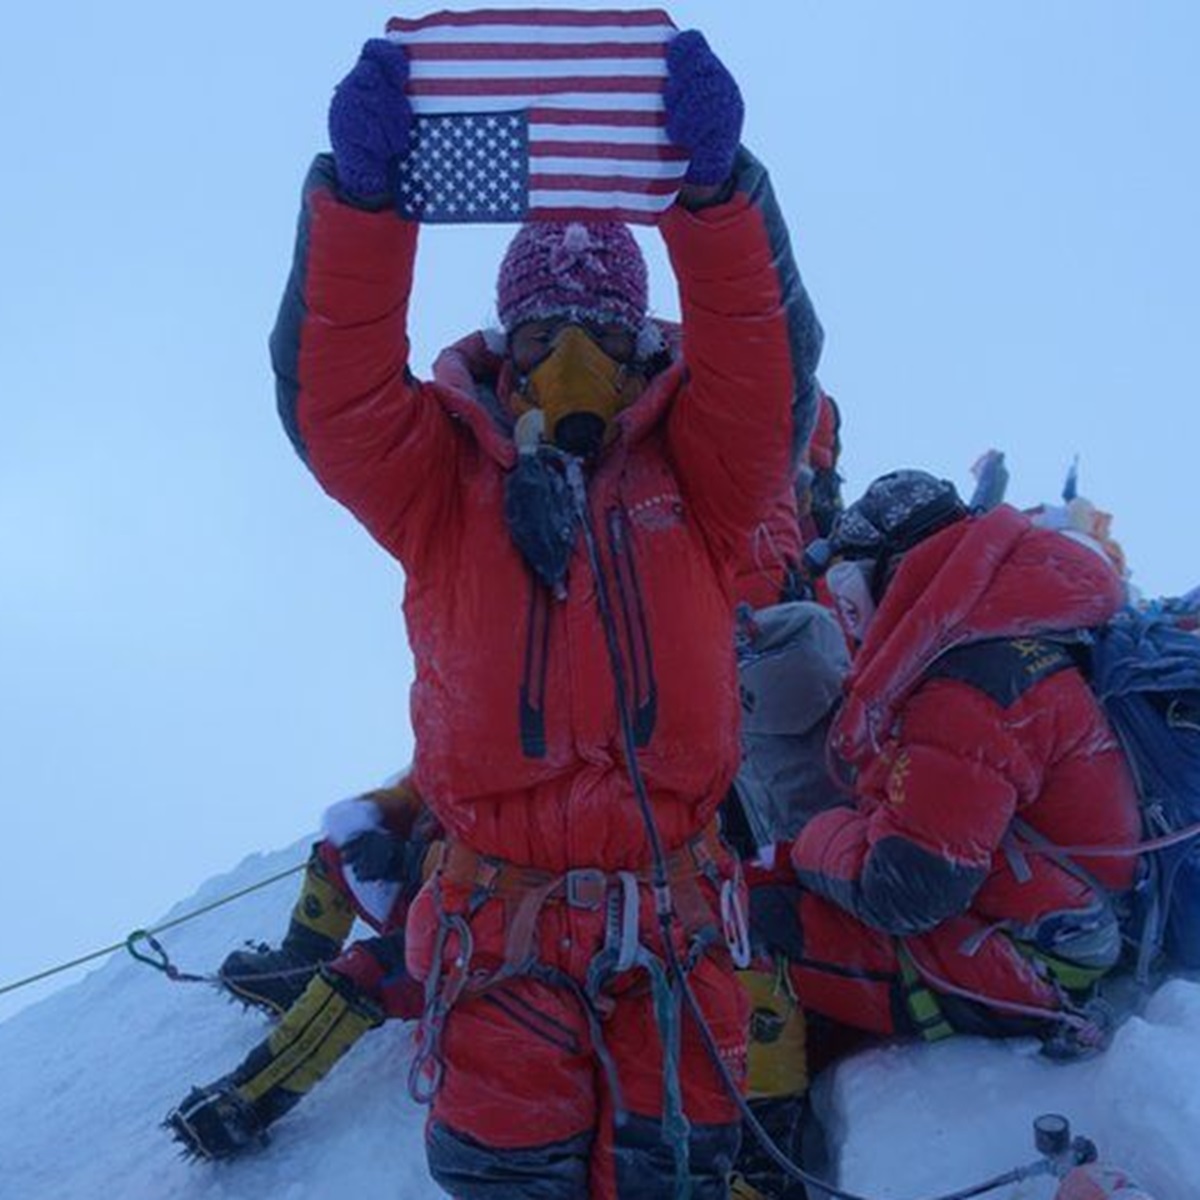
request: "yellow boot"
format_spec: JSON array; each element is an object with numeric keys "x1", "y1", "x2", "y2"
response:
[
  {"x1": 166, "y1": 966, "x2": 384, "y2": 1159},
  {"x1": 742, "y1": 964, "x2": 808, "y2": 1101},
  {"x1": 219, "y1": 845, "x2": 356, "y2": 1014},
  {"x1": 730, "y1": 964, "x2": 811, "y2": 1200}
]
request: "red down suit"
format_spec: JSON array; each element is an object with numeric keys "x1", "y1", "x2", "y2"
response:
[
  {"x1": 271, "y1": 149, "x2": 822, "y2": 1199},
  {"x1": 788, "y1": 506, "x2": 1141, "y2": 1037},
  {"x1": 731, "y1": 387, "x2": 842, "y2": 610}
]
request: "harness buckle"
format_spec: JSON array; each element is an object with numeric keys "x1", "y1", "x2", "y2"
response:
[{"x1": 565, "y1": 868, "x2": 607, "y2": 911}]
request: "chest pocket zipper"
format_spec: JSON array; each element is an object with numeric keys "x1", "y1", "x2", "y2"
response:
[
  {"x1": 607, "y1": 506, "x2": 658, "y2": 747},
  {"x1": 519, "y1": 577, "x2": 552, "y2": 758},
  {"x1": 518, "y1": 509, "x2": 659, "y2": 757}
]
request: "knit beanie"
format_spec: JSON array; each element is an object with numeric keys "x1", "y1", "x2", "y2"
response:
[{"x1": 496, "y1": 221, "x2": 648, "y2": 332}]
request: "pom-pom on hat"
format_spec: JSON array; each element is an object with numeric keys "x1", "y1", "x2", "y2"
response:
[{"x1": 496, "y1": 220, "x2": 648, "y2": 332}]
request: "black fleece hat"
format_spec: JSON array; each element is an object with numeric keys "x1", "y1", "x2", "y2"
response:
[
  {"x1": 833, "y1": 470, "x2": 968, "y2": 559},
  {"x1": 829, "y1": 469, "x2": 969, "y2": 598}
]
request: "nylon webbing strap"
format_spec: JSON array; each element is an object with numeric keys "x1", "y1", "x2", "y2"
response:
[
  {"x1": 641, "y1": 950, "x2": 692, "y2": 1200},
  {"x1": 898, "y1": 947, "x2": 955, "y2": 1042}
]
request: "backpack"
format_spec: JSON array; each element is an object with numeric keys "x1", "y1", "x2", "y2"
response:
[
  {"x1": 728, "y1": 601, "x2": 851, "y2": 853},
  {"x1": 1085, "y1": 601, "x2": 1200, "y2": 975}
]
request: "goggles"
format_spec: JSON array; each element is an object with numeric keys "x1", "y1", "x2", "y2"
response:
[
  {"x1": 833, "y1": 487, "x2": 968, "y2": 563},
  {"x1": 509, "y1": 313, "x2": 638, "y2": 374}
]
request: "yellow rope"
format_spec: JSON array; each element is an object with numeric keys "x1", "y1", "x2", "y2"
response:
[{"x1": 0, "y1": 860, "x2": 306, "y2": 999}]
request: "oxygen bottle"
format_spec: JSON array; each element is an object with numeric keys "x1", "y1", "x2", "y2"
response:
[{"x1": 1054, "y1": 1163, "x2": 1156, "y2": 1199}]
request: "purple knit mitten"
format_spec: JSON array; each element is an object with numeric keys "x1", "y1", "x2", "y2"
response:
[
  {"x1": 664, "y1": 30, "x2": 744, "y2": 186},
  {"x1": 328, "y1": 39, "x2": 413, "y2": 200}
]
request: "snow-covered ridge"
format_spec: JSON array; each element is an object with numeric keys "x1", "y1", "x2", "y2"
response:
[{"x1": 1, "y1": 841, "x2": 1197, "y2": 1199}]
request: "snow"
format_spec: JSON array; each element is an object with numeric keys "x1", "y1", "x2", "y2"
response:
[
  {"x1": 829, "y1": 987, "x2": 1200, "y2": 1199},
  {"x1": 1, "y1": 841, "x2": 1197, "y2": 1200}
]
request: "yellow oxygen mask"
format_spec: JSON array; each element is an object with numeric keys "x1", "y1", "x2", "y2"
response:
[{"x1": 523, "y1": 325, "x2": 644, "y2": 456}]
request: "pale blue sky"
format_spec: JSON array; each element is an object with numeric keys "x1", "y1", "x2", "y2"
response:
[{"x1": 2, "y1": 2, "x2": 1197, "y2": 1018}]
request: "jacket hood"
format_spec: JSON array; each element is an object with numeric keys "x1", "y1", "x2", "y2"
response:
[{"x1": 831, "y1": 504, "x2": 1125, "y2": 763}]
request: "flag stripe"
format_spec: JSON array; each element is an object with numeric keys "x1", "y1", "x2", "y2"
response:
[
  {"x1": 529, "y1": 124, "x2": 667, "y2": 145},
  {"x1": 410, "y1": 93, "x2": 664, "y2": 115},
  {"x1": 529, "y1": 172, "x2": 680, "y2": 195},
  {"x1": 388, "y1": 9, "x2": 673, "y2": 31},
  {"x1": 529, "y1": 107, "x2": 666, "y2": 128},
  {"x1": 530, "y1": 197, "x2": 674, "y2": 218},
  {"x1": 529, "y1": 140, "x2": 687, "y2": 162},
  {"x1": 407, "y1": 74, "x2": 663, "y2": 97},
  {"x1": 407, "y1": 58, "x2": 666, "y2": 80},
  {"x1": 405, "y1": 40, "x2": 666, "y2": 61},
  {"x1": 391, "y1": 23, "x2": 674, "y2": 46},
  {"x1": 531, "y1": 158, "x2": 686, "y2": 181}
]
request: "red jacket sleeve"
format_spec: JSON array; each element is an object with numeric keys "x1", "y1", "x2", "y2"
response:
[
  {"x1": 659, "y1": 147, "x2": 823, "y2": 558},
  {"x1": 792, "y1": 678, "x2": 1024, "y2": 934},
  {"x1": 270, "y1": 155, "x2": 461, "y2": 568}
]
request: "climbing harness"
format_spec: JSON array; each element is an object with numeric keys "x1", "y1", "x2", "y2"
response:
[
  {"x1": 407, "y1": 823, "x2": 730, "y2": 1141},
  {"x1": 408, "y1": 897, "x2": 474, "y2": 1105}
]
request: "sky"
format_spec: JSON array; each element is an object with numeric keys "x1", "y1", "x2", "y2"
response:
[
  {"x1": 1, "y1": 842, "x2": 1196, "y2": 1198},
  {"x1": 2, "y1": 1, "x2": 1198, "y2": 1021}
]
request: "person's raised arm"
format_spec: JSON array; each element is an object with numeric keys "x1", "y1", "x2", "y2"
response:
[
  {"x1": 658, "y1": 31, "x2": 824, "y2": 554},
  {"x1": 271, "y1": 40, "x2": 459, "y2": 567}
]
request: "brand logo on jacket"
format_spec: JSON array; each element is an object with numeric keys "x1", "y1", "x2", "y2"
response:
[
  {"x1": 1013, "y1": 637, "x2": 1072, "y2": 681},
  {"x1": 887, "y1": 751, "x2": 912, "y2": 807},
  {"x1": 627, "y1": 491, "x2": 685, "y2": 532}
]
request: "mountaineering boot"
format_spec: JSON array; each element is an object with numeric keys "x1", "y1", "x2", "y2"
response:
[
  {"x1": 165, "y1": 966, "x2": 384, "y2": 1160},
  {"x1": 219, "y1": 846, "x2": 355, "y2": 1015},
  {"x1": 729, "y1": 966, "x2": 815, "y2": 1200},
  {"x1": 166, "y1": 1083, "x2": 266, "y2": 1161}
]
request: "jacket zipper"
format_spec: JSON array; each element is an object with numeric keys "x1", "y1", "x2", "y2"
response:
[
  {"x1": 607, "y1": 506, "x2": 657, "y2": 747},
  {"x1": 518, "y1": 576, "x2": 552, "y2": 758}
]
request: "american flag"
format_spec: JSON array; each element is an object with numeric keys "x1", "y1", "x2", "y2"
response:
[{"x1": 385, "y1": 8, "x2": 687, "y2": 224}]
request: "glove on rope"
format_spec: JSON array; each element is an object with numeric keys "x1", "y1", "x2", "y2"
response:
[
  {"x1": 328, "y1": 38, "x2": 413, "y2": 200},
  {"x1": 664, "y1": 30, "x2": 744, "y2": 186},
  {"x1": 340, "y1": 828, "x2": 427, "y2": 889}
]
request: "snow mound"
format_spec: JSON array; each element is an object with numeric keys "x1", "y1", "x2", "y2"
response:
[{"x1": 829, "y1": 980, "x2": 1200, "y2": 1198}]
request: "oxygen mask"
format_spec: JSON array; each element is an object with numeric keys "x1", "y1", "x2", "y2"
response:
[{"x1": 515, "y1": 322, "x2": 644, "y2": 457}]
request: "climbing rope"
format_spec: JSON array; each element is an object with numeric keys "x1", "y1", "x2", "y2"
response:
[{"x1": 0, "y1": 860, "x2": 306, "y2": 1000}]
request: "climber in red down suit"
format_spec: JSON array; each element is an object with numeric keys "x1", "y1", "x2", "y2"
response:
[
  {"x1": 254, "y1": 27, "x2": 825, "y2": 1200},
  {"x1": 754, "y1": 470, "x2": 1142, "y2": 1057}
]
